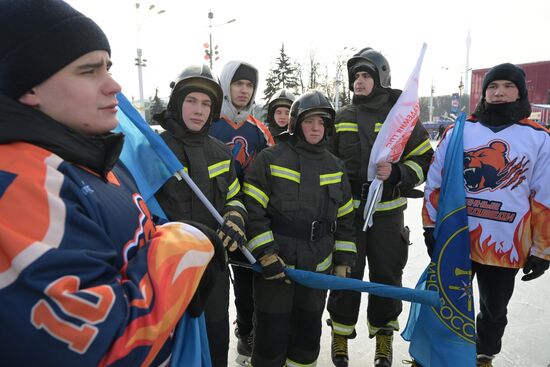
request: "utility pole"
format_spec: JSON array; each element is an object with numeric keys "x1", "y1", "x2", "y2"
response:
[
  {"x1": 429, "y1": 81, "x2": 435, "y2": 123},
  {"x1": 464, "y1": 26, "x2": 472, "y2": 96}
]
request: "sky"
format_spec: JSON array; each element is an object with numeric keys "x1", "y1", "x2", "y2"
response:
[{"x1": 66, "y1": 0, "x2": 550, "y2": 104}]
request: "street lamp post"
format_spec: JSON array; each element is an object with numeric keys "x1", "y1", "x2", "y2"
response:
[
  {"x1": 135, "y1": 2, "x2": 165, "y2": 116},
  {"x1": 204, "y1": 11, "x2": 236, "y2": 70},
  {"x1": 428, "y1": 66, "x2": 449, "y2": 122}
]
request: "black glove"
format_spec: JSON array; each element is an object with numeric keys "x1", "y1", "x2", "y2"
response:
[
  {"x1": 217, "y1": 211, "x2": 246, "y2": 252},
  {"x1": 423, "y1": 227, "x2": 435, "y2": 257},
  {"x1": 259, "y1": 253, "x2": 290, "y2": 284},
  {"x1": 181, "y1": 220, "x2": 227, "y2": 317},
  {"x1": 521, "y1": 255, "x2": 549, "y2": 281}
]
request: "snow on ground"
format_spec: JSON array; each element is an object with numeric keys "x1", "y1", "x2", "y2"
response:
[{"x1": 227, "y1": 190, "x2": 550, "y2": 367}]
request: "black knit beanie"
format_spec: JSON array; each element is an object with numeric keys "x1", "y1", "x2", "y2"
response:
[
  {"x1": 481, "y1": 63, "x2": 527, "y2": 99},
  {"x1": 349, "y1": 61, "x2": 379, "y2": 90},
  {"x1": 231, "y1": 64, "x2": 257, "y2": 86},
  {"x1": 0, "y1": 0, "x2": 111, "y2": 99}
]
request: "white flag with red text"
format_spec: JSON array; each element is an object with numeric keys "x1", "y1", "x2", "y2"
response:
[{"x1": 363, "y1": 43, "x2": 427, "y2": 229}]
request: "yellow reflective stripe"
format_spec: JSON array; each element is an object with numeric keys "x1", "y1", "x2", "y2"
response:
[
  {"x1": 320, "y1": 171, "x2": 343, "y2": 186},
  {"x1": 315, "y1": 253, "x2": 333, "y2": 272},
  {"x1": 247, "y1": 231, "x2": 274, "y2": 252},
  {"x1": 374, "y1": 122, "x2": 383, "y2": 132},
  {"x1": 285, "y1": 358, "x2": 317, "y2": 367},
  {"x1": 270, "y1": 164, "x2": 301, "y2": 184},
  {"x1": 368, "y1": 319, "x2": 399, "y2": 336},
  {"x1": 335, "y1": 122, "x2": 358, "y2": 133},
  {"x1": 404, "y1": 139, "x2": 432, "y2": 159},
  {"x1": 208, "y1": 159, "x2": 230, "y2": 178},
  {"x1": 404, "y1": 160, "x2": 424, "y2": 184},
  {"x1": 337, "y1": 198, "x2": 354, "y2": 218},
  {"x1": 243, "y1": 183, "x2": 269, "y2": 208},
  {"x1": 226, "y1": 200, "x2": 246, "y2": 212},
  {"x1": 376, "y1": 197, "x2": 407, "y2": 212},
  {"x1": 226, "y1": 178, "x2": 240, "y2": 200},
  {"x1": 335, "y1": 240, "x2": 356, "y2": 253},
  {"x1": 353, "y1": 199, "x2": 361, "y2": 209},
  {"x1": 331, "y1": 320, "x2": 356, "y2": 336}
]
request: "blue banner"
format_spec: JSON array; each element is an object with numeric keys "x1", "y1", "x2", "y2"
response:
[
  {"x1": 114, "y1": 93, "x2": 212, "y2": 367},
  {"x1": 402, "y1": 113, "x2": 476, "y2": 366}
]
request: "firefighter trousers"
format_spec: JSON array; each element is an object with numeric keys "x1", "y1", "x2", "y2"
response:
[
  {"x1": 251, "y1": 273, "x2": 327, "y2": 367},
  {"x1": 204, "y1": 267, "x2": 230, "y2": 367},
  {"x1": 327, "y1": 212, "x2": 409, "y2": 336}
]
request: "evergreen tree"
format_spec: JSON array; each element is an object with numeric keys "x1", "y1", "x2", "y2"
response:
[
  {"x1": 147, "y1": 88, "x2": 166, "y2": 124},
  {"x1": 262, "y1": 43, "x2": 299, "y2": 104}
]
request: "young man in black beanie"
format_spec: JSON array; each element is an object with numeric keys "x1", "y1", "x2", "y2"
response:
[
  {"x1": 423, "y1": 62, "x2": 550, "y2": 366},
  {"x1": 152, "y1": 64, "x2": 247, "y2": 367},
  {"x1": 209, "y1": 60, "x2": 274, "y2": 365},
  {"x1": 0, "y1": 1, "x2": 226, "y2": 366},
  {"x1": 326, "y1": 47, "x2": 433, "y2": 367}
]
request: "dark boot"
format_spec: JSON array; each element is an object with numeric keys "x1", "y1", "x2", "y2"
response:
[
  {"x1": 235, "y1": 327, "x2": 253, "y2": 366},
  {"x1": 331, "y1": 332, "x2": 349, "y2": 367},
  {"x1": 374, "y1": 329, "x2": 393, "y2": 367},
  {"x1": 476, "y1": 354, "x2": 494, "y2": 367}
]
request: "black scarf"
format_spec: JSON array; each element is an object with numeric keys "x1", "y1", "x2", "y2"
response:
[
  {"x1": 0, "y1": 93, "x2": 123, "y2": 177},
  {"x1": 154, "y1": 110, "x2": 208, "y2": 146},
  {"x1": 473, "y1": 99, "x2": 531, "y2": 126}
]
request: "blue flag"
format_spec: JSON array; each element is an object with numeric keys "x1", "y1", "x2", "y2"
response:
[
  {"x1": 402, "y1": 113, "x2": 476, "y2": 366},
  {"x1": 114, "y1": 93, "x2": 212, "y2": 367}
]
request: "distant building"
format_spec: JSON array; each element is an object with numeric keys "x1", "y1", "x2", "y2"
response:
[{"x1": 469, "y1": 60, "x2": 550, "y2": 113}]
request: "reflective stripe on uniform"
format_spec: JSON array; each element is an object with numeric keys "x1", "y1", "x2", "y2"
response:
[
  {"x1": 208, "y1": 159, "x2": 230, "y2": 178},
  {"x1": 337, "y1": 198, "x2": 354, "y2": 218},
  {"x1": 376, "y1": 197, "x2": 407, "y2": 212},
  {"x1": 404, "y1": 160, "x2": 424, "y2": 184},
  {"x1": 331, "y1": 320, "x2": 356, "y2": 336},
  {"x1": 353, "y1": 197, "x2": 407, "y2": 212},
  {"x1": 247, "y1": 231, "x2": 275, "y2": 252},
  {"x1": 243, "y1": 182, "x2": 269, "y2": 208},
  {"x1": 226, "y1": 199, "x2": 246, "y2": 212},
  {"x1": 334, "y1": 240, "x2": 356, "y2": 253},
  {"x1": 226, "y1": 178, "x2": 241, "y2": 200},
  {"x1": 320, "y1": 171, "x2": 343, "y2": 186},
  {"x1": 374, "y1": 122, "x2": 383, "y2": 132},
  {"x1": 403, "y1": 138, "x2": 431, "y2": 159},
  {"x1": 315, "y1": 253, "x2": 333, "y2": 272},
  {"x1": 285, "y1": 358, "x2": 317, "y2": 367},
  {"x1": 270, "y1": 164, "x2": 300, "y2": 184},
  {"x1": 334, "y1": 122, "x2": 358, "y2": 133}
]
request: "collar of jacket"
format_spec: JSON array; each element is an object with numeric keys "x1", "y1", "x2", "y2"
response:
[
  {"x1": 352, "y1": 86, "x2": 401, "y2": 110},
  {"x1": 154, "y1": 110, "x2": 206, "y2": 146},
  {"x1": 0, "y1": 93, "x2": 123, "y2": 178},
  {"x1": 288, "y1": 134, "x2": 327, "y2": 159}
]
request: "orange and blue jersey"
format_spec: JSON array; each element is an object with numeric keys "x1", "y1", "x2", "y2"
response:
[
  {"x1": 0, "y1": 142, "x2": 213, "y2": 366},
  {"x1": 423, "y1": 118, "x2": 550, "y2": 268},
  {"x1": 209, "y1": 115, "x2": 274, "y2": 180}
]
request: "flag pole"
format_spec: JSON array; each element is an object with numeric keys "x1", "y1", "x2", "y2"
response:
[{"x1": 175, "y1": 169, "x2": 257, "y2": 264}]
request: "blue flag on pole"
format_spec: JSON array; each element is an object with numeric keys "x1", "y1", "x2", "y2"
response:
[
  {"x1": 114, "y1": 93, "x2": 212, "y2": 367},
  {"x1": 402, "y1": 113, "x2": 476, "y2": 366}
]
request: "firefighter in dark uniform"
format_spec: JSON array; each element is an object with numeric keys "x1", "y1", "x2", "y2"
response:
[
  {"x1": 153, "y1": 64, "x2": 247, "y2": 367},
  {"x1": 326, "y1": 48, "x2": 434, "y2": 367},
  {"x1": 243, "y1": 90, "x2": 357, "y2": 367},
  {"x1": 266, "y1": 88, "x2": 296, "y2": 141}
]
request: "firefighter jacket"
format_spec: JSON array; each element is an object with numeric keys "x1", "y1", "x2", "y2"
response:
[
  {"x1": 154, "y1": 112, "x2": 246, "y2": 227},
  {"x1": 330, "y1": 88, "x2": 433, "y2": 216},
  {"x1": 243, "y1": 135, "x2": 356, "y2": 272}
]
